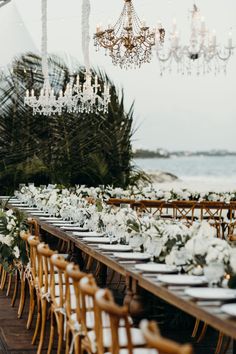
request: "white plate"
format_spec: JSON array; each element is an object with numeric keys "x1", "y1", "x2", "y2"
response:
[
  {"x1": 30, "y1": 212, "x2": 48, "y2": 216},
  {"x1": 221, "y1": 304, "x2": 236, "y2": 317},
  {"x1": 185, "y1": 288, "x2": 236, "y2": 300},
  {"x1": 158, "y1": 275, "x2": 207, "y2": 285},
  {"x1": 73, "y1": 231, "x2": 104, "y2": 237},
  {"x1": 98, "y1": 244, "x2": 132, "y2": 252},
  {"x1": 82, "y1": 237, "x2": 110, "y2": 243},
  {"x1": 60, "y1": 226, "x2": 88, "y2": 231},
  {"x1": 135, "y1": 263, "x2": 178, "y2": 274},
  {"x1": 113, "y1": 252, "x2": 151, "y2": 261},
  {"x1": 11, "y1": 203, "x2": 29, "y2": 207},
  {"x1": 39, "y1": 217, "x2": 63, "y2": 221}
]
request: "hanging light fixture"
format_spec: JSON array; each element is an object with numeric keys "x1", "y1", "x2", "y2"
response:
[
  {"x1": 24, "y1": 0, "x2": 64, "y2": 115},
  {"x1": 156, "y1": 4, "x2": 234, "y2": 75},
  {"x1": 63, "y1": 0, "x2": 111, "y2": 114},
  {"x1": 94, "y1": 0, "x2": 165, "y2": 69}
]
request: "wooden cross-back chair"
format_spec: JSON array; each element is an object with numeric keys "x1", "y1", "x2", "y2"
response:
[
  {"x1": 94, "y1": 288, "x2": 151, "y2": 354},
  {"x1": 200, "y1": 202, "x2": 224, "y2": 237},
  {"x1": 64, "y1": 263, "x2": 88, "y2": 354},
  {"x1": 36, "y1": 242, "x2": 57, "y2": 354},
  {"x1": 172, "y1": 201, "x2": 197, "y2": 226},
  {"x1": 140, "y1": 319, "x2": 193, "y2": 354},
  {"x1": 27, "y1": 235, "x2": 41, "y2": 346},
  {"x1": 136, "y1": 200, "x2": 171, "y2": 218}
]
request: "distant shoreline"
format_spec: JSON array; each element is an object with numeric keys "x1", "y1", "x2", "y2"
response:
[{"x1": 133, "y1": 149, "x2": 236, "y2": 159}]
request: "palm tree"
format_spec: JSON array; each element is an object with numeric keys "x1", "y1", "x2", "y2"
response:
[{"x1": 0, "y1": 52, "x2": 136, "y2": 194}]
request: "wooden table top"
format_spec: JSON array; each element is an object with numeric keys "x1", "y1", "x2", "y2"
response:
[{"x1": 7, "y1": 203, "x2": 236, "y2": 340}]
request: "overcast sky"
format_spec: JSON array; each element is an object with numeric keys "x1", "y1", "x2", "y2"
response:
[{"x1": 1, "y1": 0, "x2": 236, "y2": 151}]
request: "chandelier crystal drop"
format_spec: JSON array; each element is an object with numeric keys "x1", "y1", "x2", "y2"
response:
[
  {"x1": 156, "y1": 4, "x2": 234, "y2": 75},
  {"x1": 94, "y1": 0, "x2": 165, "y2": 69},
  {"x1": 24, "y1": 0, "x2": 64, "y2": 116}
]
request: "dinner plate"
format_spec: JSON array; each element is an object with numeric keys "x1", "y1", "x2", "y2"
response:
[
  {"x1": 134, "y1": 263, "x2": 178, "y2": 274},
  {"x1": 49, "y1": 221, "x2": 73, "y2": 225},
  {"x1": 158, "y1": 275, "x2": 207, "y2": 285},
  {"x1": 73, "y1": 231, "x2": 104, "y2": 237},
  {"x1": 185, "y1": 288, "x2": 236, "y2": 300},
  {"x1": 60, "y1": 226, "x2": 88, "y2": 231},
  {"x1": 11, "y1": 203, "x2": 29, "y2": 207},
  {"x1": 221, "y1": 304, "x2": 236, "y2": 317},
  {"x1": 28, "y1": 211, "x2": 48, "y2": 216},
  {"x1": 113, "y1": 252, "x2": 151, "y2": 261},
  {"x1": 39, "y1": 217, "x2": 63, "y2": 221},
  {"x1": 82, "y1": 237, "x2": 110, "y2": 243},
  {"x1": 98, "y1": 244, "x2": 132, "y2": 252}
]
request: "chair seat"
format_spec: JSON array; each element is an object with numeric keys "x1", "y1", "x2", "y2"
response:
[
  {"x1": 88, "y1": 327, "x2": 146, "y2": 348},
  {"x1": 41, "y1": 284, "x2": 75, "y2": 298},
  {"x1": 105, "y1": 349, "x2": 158, "y2": 354},
  {"x1": 70, "y1": 311, "x2": 132, "y2": 329},
  {"x1": 55, "y1": 293, "x2": 92, "y2": 309}
]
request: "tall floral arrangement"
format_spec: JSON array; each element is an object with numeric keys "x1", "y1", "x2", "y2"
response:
[{"x1": 0, "y1": 209, "x2": 27, "y2": 271}]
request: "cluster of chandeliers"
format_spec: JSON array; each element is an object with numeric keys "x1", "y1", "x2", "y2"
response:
[{"x1": 24, "y1": 0, "x2": 234, "y2": 116}]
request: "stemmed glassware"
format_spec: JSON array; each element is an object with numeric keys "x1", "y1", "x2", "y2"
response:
[
  {"x1": 129, "y1": 234, "x2": 144, "y2": 252},
  {"x1": 204, "y1": 262, "x2": 225, "y2": 287},
  {"x1": 146, "y1": 238, "x2": 163, "y2": 263}
]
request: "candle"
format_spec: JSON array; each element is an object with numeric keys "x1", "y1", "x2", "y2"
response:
[
  {"x1": 31, "y1": 89, "x2": 34, "y2": 97},
  {"x1": 201, "y1": 16, "x2": 206, "y2": 32},
  {"x1": 173, "y1": 18, "x2": 177, "y2": 32},
  {"x1": 26, "y1": 89, "x2": 29, "y2": 97},
  {"x1": 142, "y1": 19, "x2": 146, "y2": 27},
  {"x1": 212, "y1": 30, "x2": 216, "y2": 46},
  {"x1": 59, "y1": 90, "x2": 63, "y2": 98},
  {"x1": 228, "y1": 31, "x2": 233, "y2": 48},
  {"x1": 96, "y1": 24, "x2": 100, "y2": 33}
]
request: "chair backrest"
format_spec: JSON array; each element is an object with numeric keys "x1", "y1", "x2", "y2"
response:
[
  {"x1": 27, "y1": 235, "x2": 40, "y2": 282},
  {"x1": 37, "y1": 242, "x2": 55, "y2": 294},
  {"x1": 95, "y1": 288, "x2": 133, "y2": 354},
  {"x1": 50, "y1": 254, "x2": 68, "y2": 308},
  {"x1": 172, "y1": 201, "x2": 197, "y2": 226},
  {"x1": 79, "y1": 274, "x2": 98, "y2": 335},
  {"x1": 65, "y1": 263, "x2": 87, "y2": 331},
  {"x1": 20, "y1": 230, "x2": 31, "y2": 262},
  {"x1": 140, "y1": 319, "x2": 193, "y2": 354},
  {"x1": 27, "y1": 217, "x2": 40, "y2": 237}
]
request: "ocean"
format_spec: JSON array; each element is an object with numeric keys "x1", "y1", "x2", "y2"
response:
[{"x1": 133, "y1": 156, "x2": 236, "y2": 192}]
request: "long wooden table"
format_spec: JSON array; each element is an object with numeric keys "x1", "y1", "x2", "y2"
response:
[{"x1": 7, "y1": 203, "x2": 236, "y2": 350}]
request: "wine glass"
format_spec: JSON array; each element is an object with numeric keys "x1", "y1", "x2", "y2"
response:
[
  {"x1": 204, "y1": 262, "x2": 225, "y2": 287},
  {"x1": 146, "y1": 239, "x2": 163, "y2": 263},
  {"x1": 129, "y1": 234, "x2": 144, "y2": 252}
]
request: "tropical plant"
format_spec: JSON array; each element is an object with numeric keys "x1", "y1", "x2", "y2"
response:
[{"x1": 0, "y1": 52, "x2": 140, "y2": 194}]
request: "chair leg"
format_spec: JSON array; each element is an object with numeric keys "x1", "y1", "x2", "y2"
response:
[
  {"x1": 197, "y1": 323, "x2": 208, "y2": 343},
  {"x1": 65, "y1": 326, "x2": 70, "y2": 354},
  {"x1": 11, "y1": 271, "x2": 18, "y2": 307},
  {"x1": 6, "y1": 272, "x2": 12, "y2": 296},
  {"x1": 17, "y1": 274, "x2": 26, "y2": 318},
  {"x1": 27, "y1": 285, "x2": 36, "y2": 329},
  {"x1": 192, "y1": 318, "x2": 201, "y2": 338},
  {"x1": 57, "y1": 313, "x2": 63, "y2": 354},
  {"x1": 37, "y1": 299, "x2": 47, "y2": 354},
  {"x1": 215, "y1": 332, "x2": 224, "y2": 354},
  {"x1": 47, "y1": 311, "x2": 55, "y2": 354},
  {"x1": 32, "y1": 296, "x2": 41, "y2": 345},
  {"x1": 0, "y1": 269, "x2": 7, "y2": 290}
]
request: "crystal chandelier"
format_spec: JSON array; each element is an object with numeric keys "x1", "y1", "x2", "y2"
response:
[
  {"x1": 94, "y1": 0, "x2": 165, "y2": 69},
  {"x1": 156, "y1": 4, "x2": 234, "y2": 75},
  {"x1": 24, "y1": 0, "x2": 64, "y2": 115},
  {"x1": 63, "y1": 0, "x2": 110, "y2": 114}
]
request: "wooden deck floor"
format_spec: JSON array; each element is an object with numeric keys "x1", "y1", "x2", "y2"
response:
[{"x1": 0, "y1": 288, "x2": 55, "y2": 354}]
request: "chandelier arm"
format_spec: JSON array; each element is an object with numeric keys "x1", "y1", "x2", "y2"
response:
[{"x1": 216, "y1": 49, "x2": 233, "y2": 61}]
